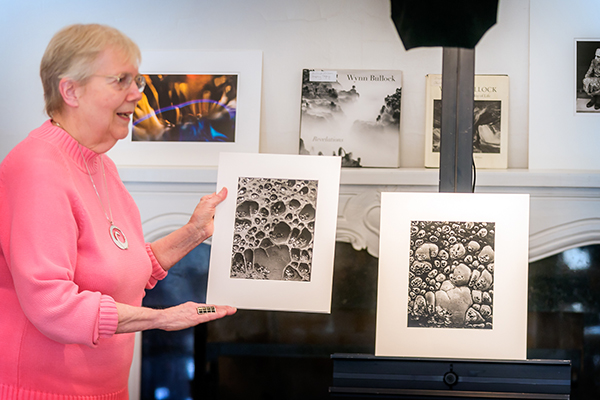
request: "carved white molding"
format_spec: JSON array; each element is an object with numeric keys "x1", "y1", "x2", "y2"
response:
[
  {"x1": 336, "y1": 189, "x2": 383, "y2": 257},
  {"x1": 121, "y1": 167, "x2": 600, "y2": 262},
  {"x1": 336, "y1": 190, "x2": 600, "y2": 261},
  {"x1": 529, "y1": 218, "x2": 600, "y2": 262},
  {"x1": 122, "y1": 167, "x2": 600, "y2": 398},
  {"x1": 141, "y1": 212, "x2": 191, "y2": 242}
]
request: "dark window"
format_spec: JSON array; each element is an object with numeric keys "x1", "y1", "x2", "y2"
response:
[{"x1": 142, "y1": 243, "x2": 600, "y2": 400}]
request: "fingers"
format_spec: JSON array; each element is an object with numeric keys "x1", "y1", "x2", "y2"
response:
[
  {"x1": 161, "y1": 302, "x2": 236, "y2": 331},
  {"x1": 196, "y1": 305, "x2": 217, "y2": 314},
  {"x1": 203, "y1": 187, "x2": 227, "y2": 208},
  {"x1": 220, "y1": 304, "x2": 237, "y2": 315},
  {"x1": 192, "y1": 187, "x2": 227, "y2": 218},
  {"x1": 187, "y1": 187, "x2": 228, "y2": 238},
  {"x1": 196, "y1": 304, "x2": 237, "y2": 315},
  {"x1": 192, "y1": 303, "x2": 237, "y2": 324},
  {"x1": 215, "y1": 187, "x2": 228, "y2": 202}
]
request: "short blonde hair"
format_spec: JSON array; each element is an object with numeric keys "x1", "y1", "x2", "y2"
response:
[{"x1": 40, "y1": 24, "x2": 141, "y2": 117}]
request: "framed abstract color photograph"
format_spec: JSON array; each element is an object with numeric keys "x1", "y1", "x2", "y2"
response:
[
  {"x1": 376, "y1": 192, "x2": 530, "y2": 360},
  {"x1": 206, "y1": 152, "x2": 342, "y2": 313},
  {"x1": 107, "y1": 50, "x2": 262, "y2": 167},
  {"x1": 133, "y1": 74, "x2": 238, "y2": 143}
]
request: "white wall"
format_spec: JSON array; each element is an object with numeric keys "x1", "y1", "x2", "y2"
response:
[{"x1": 0, "y1": 0, "x2": 531, "y2": 169}]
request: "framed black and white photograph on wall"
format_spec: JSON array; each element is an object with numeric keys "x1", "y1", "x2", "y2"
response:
[
  {"x1": 376, "y1": 192, "x2": 530, "y2": 360},
  {"x1": 107, "y1": 50, "x2": 262, "y2": 167},
  {"x1": 575, "y1": 39, "x2": 600, "y2": 113},
  {"x1": 206, "y1": 152, "x2": 341, "y2": 313}
]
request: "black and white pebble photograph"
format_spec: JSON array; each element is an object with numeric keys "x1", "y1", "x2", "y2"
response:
[
  {"x1": 407, "y1": 220, "x2": 495, "y2": 329},
  {"x1": 230, "y1": 177, "x2": 318, "y2": 282}
]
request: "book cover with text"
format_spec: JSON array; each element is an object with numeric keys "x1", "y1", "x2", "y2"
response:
[
  {"x1": 424, "y1": 74, "x2": 509, "y2": 169},
  {"x1": 299, "y1": 69, "x2": 402, "y2": 168}
]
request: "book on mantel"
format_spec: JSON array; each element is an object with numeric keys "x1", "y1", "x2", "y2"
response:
[
  {"x1": 299, "y1": 69, "x2": 402, "y2": 168},
  {"x1": 424, "y1": 74, "x2": 509, "y2": 169}
]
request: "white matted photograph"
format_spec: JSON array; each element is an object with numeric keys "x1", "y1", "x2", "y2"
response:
[
  {"x1": 206, "y1": 152, "x2": 342, "y2": 313},
  {"x1": 376, "y1": 192, "x2": 530, "y2": 360},
  {"x1": 575, "y1": 39, "x2": 600, "y2": 113},
  {"x1": 107, "y1": 50, "x2": 262, "y2": 167}
]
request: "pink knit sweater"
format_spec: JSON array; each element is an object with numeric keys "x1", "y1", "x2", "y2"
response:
[{"x1": 0, "y1": 120, "x2": 167, "y2": 400}]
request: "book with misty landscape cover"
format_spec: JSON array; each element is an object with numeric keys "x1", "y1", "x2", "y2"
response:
[{"x1": 299, "y1": 69, "x2": 402, "y2": 167}]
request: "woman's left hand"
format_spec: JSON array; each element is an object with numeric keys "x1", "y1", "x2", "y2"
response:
[
  {"x1": 115, "y1": 301, "x2": 237, "y2": 334},
  {"x1": 188, "y1": 187, "x2": 228, "y2": 241},
  {"x1": 150, "y1": 187, "x2": 228, "y2": 271}
]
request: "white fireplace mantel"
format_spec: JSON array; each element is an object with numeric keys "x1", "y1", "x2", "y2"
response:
[
  {"x1": 119, "y1": 166, "x2": 600, "y2": 262},
  {"x1": 122, "y1": 165, "x2": 600, "y2": 398}
]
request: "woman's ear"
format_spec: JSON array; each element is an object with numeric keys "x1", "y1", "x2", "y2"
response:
[{"x1": 58, "y1": 77, "x2": 81, "y2": 108}]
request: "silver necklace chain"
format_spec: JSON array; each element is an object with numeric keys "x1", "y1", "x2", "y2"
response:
[
  {"x1": 77, "y1": 144, "x2": 114, "y2": 226},
  {"x1": 52, "y1": 119, "x2": 128, "y2": 249}
]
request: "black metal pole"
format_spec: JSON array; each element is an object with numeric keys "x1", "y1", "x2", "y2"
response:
[{"x1": 439, "y1": 47, "x2": 475, "y2": 193}]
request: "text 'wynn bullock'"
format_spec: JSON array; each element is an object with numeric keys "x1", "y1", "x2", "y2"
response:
[{"x1": 346, "y1": 74, "x2": 397, "y2": 82}]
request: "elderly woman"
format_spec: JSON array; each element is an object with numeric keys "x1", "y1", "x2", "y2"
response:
[{"x1": 0, "y1": 24, "x2": 235, "y2": 399}]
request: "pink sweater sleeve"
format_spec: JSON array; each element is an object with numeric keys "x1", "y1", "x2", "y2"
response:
[
  {"x1": 2, "y1": 148, "x2": 113, "y2": 347},
  {"x1": 145, "y1": 243, "x2": 168, "y2": 289},
  {"x1": 97, "y1": 295, "x2": 119, "y2": 340},
  {"x1": 95, "y1": 246, "x2": 165, "y2": 341}
]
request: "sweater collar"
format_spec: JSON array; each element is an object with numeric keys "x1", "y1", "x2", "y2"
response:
[{"x1": 36, "y1": 119, "x2": 103, "y2": 174}]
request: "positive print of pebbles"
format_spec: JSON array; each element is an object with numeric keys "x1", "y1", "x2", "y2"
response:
[
  {"x1": 407, "y1": 220, "x2": 495, "y2": 329},
  {"x1": 230, "y1": 177, "x2": 318, "y2": 281}
]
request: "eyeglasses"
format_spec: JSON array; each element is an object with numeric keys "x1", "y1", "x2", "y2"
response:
[{"x1": 95, "y1": 73, "x2": 146, "y2": 93}]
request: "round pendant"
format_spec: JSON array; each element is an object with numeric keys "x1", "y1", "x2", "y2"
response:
[{"x1": 110, "y1": 224, "x2": 129, "y2": 250}]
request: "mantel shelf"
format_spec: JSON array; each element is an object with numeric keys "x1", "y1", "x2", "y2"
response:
[
  {"x1": 121, "y1": 164, "x2": 600, "y2": 262},
  {"x1": 118, "y1": 165, "x2": 600, "y2": 189}
]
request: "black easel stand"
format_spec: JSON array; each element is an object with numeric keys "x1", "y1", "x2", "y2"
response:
[
  {"x1": 329, "y1": 2, "x2": 572, "y2": 399},
  {"x1": 439, "y1": 47, "x2": 475, "y2": 193},
  {"x1": 329, "y1": 354, "x2": 571, "y2": 399},
  {"x1": 327, "y1": 46, "x2": 573, "y2": 399}
]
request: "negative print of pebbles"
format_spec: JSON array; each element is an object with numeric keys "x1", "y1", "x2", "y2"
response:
[
  {"x1": 230, "y1": 177, "x2": 318, "y2": 282},
  {"x1": 407, "y1": 220, "x2": 495, "y2": 329}
]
